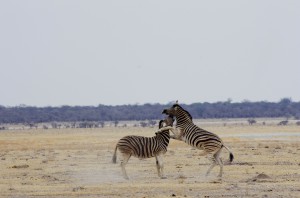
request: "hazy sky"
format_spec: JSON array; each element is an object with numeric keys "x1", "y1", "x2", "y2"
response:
[{"x1": 1, "y1": 1, "x2": 299, "y2": 106}]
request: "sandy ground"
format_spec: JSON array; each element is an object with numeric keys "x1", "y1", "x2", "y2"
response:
[{"x1": 0, "y1": 124, "x2": 300, "y2": 197}]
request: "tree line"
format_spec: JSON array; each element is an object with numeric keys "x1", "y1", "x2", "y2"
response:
[{"x1": 0, "y1": 98, "x2": 299, "y2": 124}]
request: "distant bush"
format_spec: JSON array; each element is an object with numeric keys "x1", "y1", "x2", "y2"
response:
[
  {"x1": 140, "y1": 122, "x2": 148, "y2": 127},
  {"x1": 1, "y1": 98, "x2": 300, "y2": 124}
]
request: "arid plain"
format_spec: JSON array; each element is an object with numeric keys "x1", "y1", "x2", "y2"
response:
[{"x1": 0, "y1": 119, "x2": 300, "y2": 197}]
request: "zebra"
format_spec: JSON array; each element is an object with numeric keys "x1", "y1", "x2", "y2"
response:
[
  {"x1": 112, "y1": 117, "x2": 174, "y2": 179},
  {"x1": 159, "y1": 101, "x2": 234, "y2": 178}
]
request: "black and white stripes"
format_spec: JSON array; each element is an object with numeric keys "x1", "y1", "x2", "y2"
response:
[
  {"x1": 112, "y1": 117, "x2": 174, "y2": 179},
  {"x1": 162, "y1": 102, "x2": 234, "y2": 177}
]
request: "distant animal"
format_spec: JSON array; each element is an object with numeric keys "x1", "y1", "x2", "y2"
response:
[
  {"x1": 278, "y1": 120, "x2": 288, "y2": 126},
  {"x1": 247, "y1": 119, "x2": 257, "y2": 125},
  {"x1": 112, "y1": 117, "x2": 174, "y2": 179},
  {"x1": 159, "y1": 101, "x2": 234, "y2": 178}
]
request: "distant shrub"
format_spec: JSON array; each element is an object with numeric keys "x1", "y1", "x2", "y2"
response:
[{"x1": 140, "y1": 122, "x2": 148, "y2": 127}]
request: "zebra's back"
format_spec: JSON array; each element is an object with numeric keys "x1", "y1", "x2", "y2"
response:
[
  {"x1": 117, "y1": 135, "x2": 167, "y2": 158},
  {"x1": 182, "y1": 124, "x2": 223, "y2": 153}
]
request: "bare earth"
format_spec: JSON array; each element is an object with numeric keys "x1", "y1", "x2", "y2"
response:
[{"x1": 0, "y1": 122, "x2": 300, "y2": 197}]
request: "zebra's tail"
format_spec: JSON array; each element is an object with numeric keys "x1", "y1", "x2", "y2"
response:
[
  {"x1": 223, "y1": 145, "x2": 234, "y2": 163},
  {"x1": 112, "y1": 145, "x2": 118, "y2": 164}
]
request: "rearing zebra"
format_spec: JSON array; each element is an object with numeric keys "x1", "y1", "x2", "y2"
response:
[
  {"x1": 160, "y1": 102, "x2": 234, "y2": 178},
  {"x1": 112, "y1": 117, "x2": 174, "y2": 179}
]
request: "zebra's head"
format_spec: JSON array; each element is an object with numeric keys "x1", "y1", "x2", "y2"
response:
[
  {"x1": 162, "y1": 102, "x2": 192, "y2": 121},
  {"x1": 158, "y1": 116, "x2": 174, "y2": 129},
  {"x1": 156, "y1": 116, "x2": 174, "y2": 135}
]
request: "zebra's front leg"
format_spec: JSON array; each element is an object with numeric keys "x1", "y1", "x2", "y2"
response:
[
  {"x1": 155, "y1": 156, "x2": 161, "y2": 177},
  {"x1": 156, "y1": 154, "x2": 167, "y2": 179},
  {"x1": 168, "y1": 127, "x2": 180, "y2": 140},
  {"x1": 157, "y1": 126, "x2": 178, "y2": 140}
]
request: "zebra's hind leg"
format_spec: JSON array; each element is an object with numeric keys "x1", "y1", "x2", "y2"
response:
[
  {"x1": 214, "y1": 148, "x2": 223, "y2": 177},
  {"x1": 120, "y1": 152, "x2": 131, "y2": 180},
  {"x1": 205, "y1": 148, "x2": 223, "y2": 178},
  {"x1": 156, "y1": 154, "x2": 167, "y2": 179},
  {"x1": 205, "y1": 154, "x2": 216, "y2": 177},
  {"x1": 217, "y1": 157, "x2": 224, "y2": 178}
]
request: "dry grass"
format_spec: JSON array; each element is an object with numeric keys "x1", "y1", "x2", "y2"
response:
[{"x1": 0, "y1": 124, "x2": 300, "y2": 197}]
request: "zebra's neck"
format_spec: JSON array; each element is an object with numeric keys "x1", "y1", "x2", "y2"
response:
[
  {"x1": 175, "y1": 109, "x2": 193, "y2": 129},
  {"x1": 155, "y1": 131, "x2": 170, "y2": 144}
]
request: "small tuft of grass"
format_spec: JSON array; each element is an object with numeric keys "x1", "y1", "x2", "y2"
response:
[{"x1": 11, "y1": 164, "x2": 29, "y2": 169}]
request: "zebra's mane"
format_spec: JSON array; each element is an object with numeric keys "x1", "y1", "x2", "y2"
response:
[
  {"x1": 172, "y1": 104, "x2": 193, "y2": 120},
  {"x1": 158, "y1": 120, "x2": 164, "y2": 128}
]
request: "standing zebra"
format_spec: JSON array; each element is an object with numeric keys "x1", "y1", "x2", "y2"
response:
[
  {"x1": 160, "y1": 102, "x2": 234, "y2": 178},
  {"x1": 112, "y1": 117, "x2": 174, "y2": 179}
]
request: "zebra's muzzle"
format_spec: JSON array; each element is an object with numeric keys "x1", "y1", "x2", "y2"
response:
[{"x1": 162, "y1": 109, "x2": 168, "y2": 114}]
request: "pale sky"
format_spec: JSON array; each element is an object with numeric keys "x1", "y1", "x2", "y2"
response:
[{"x1": 1, "y1": 1, "x2": 299, "y2": 106}]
